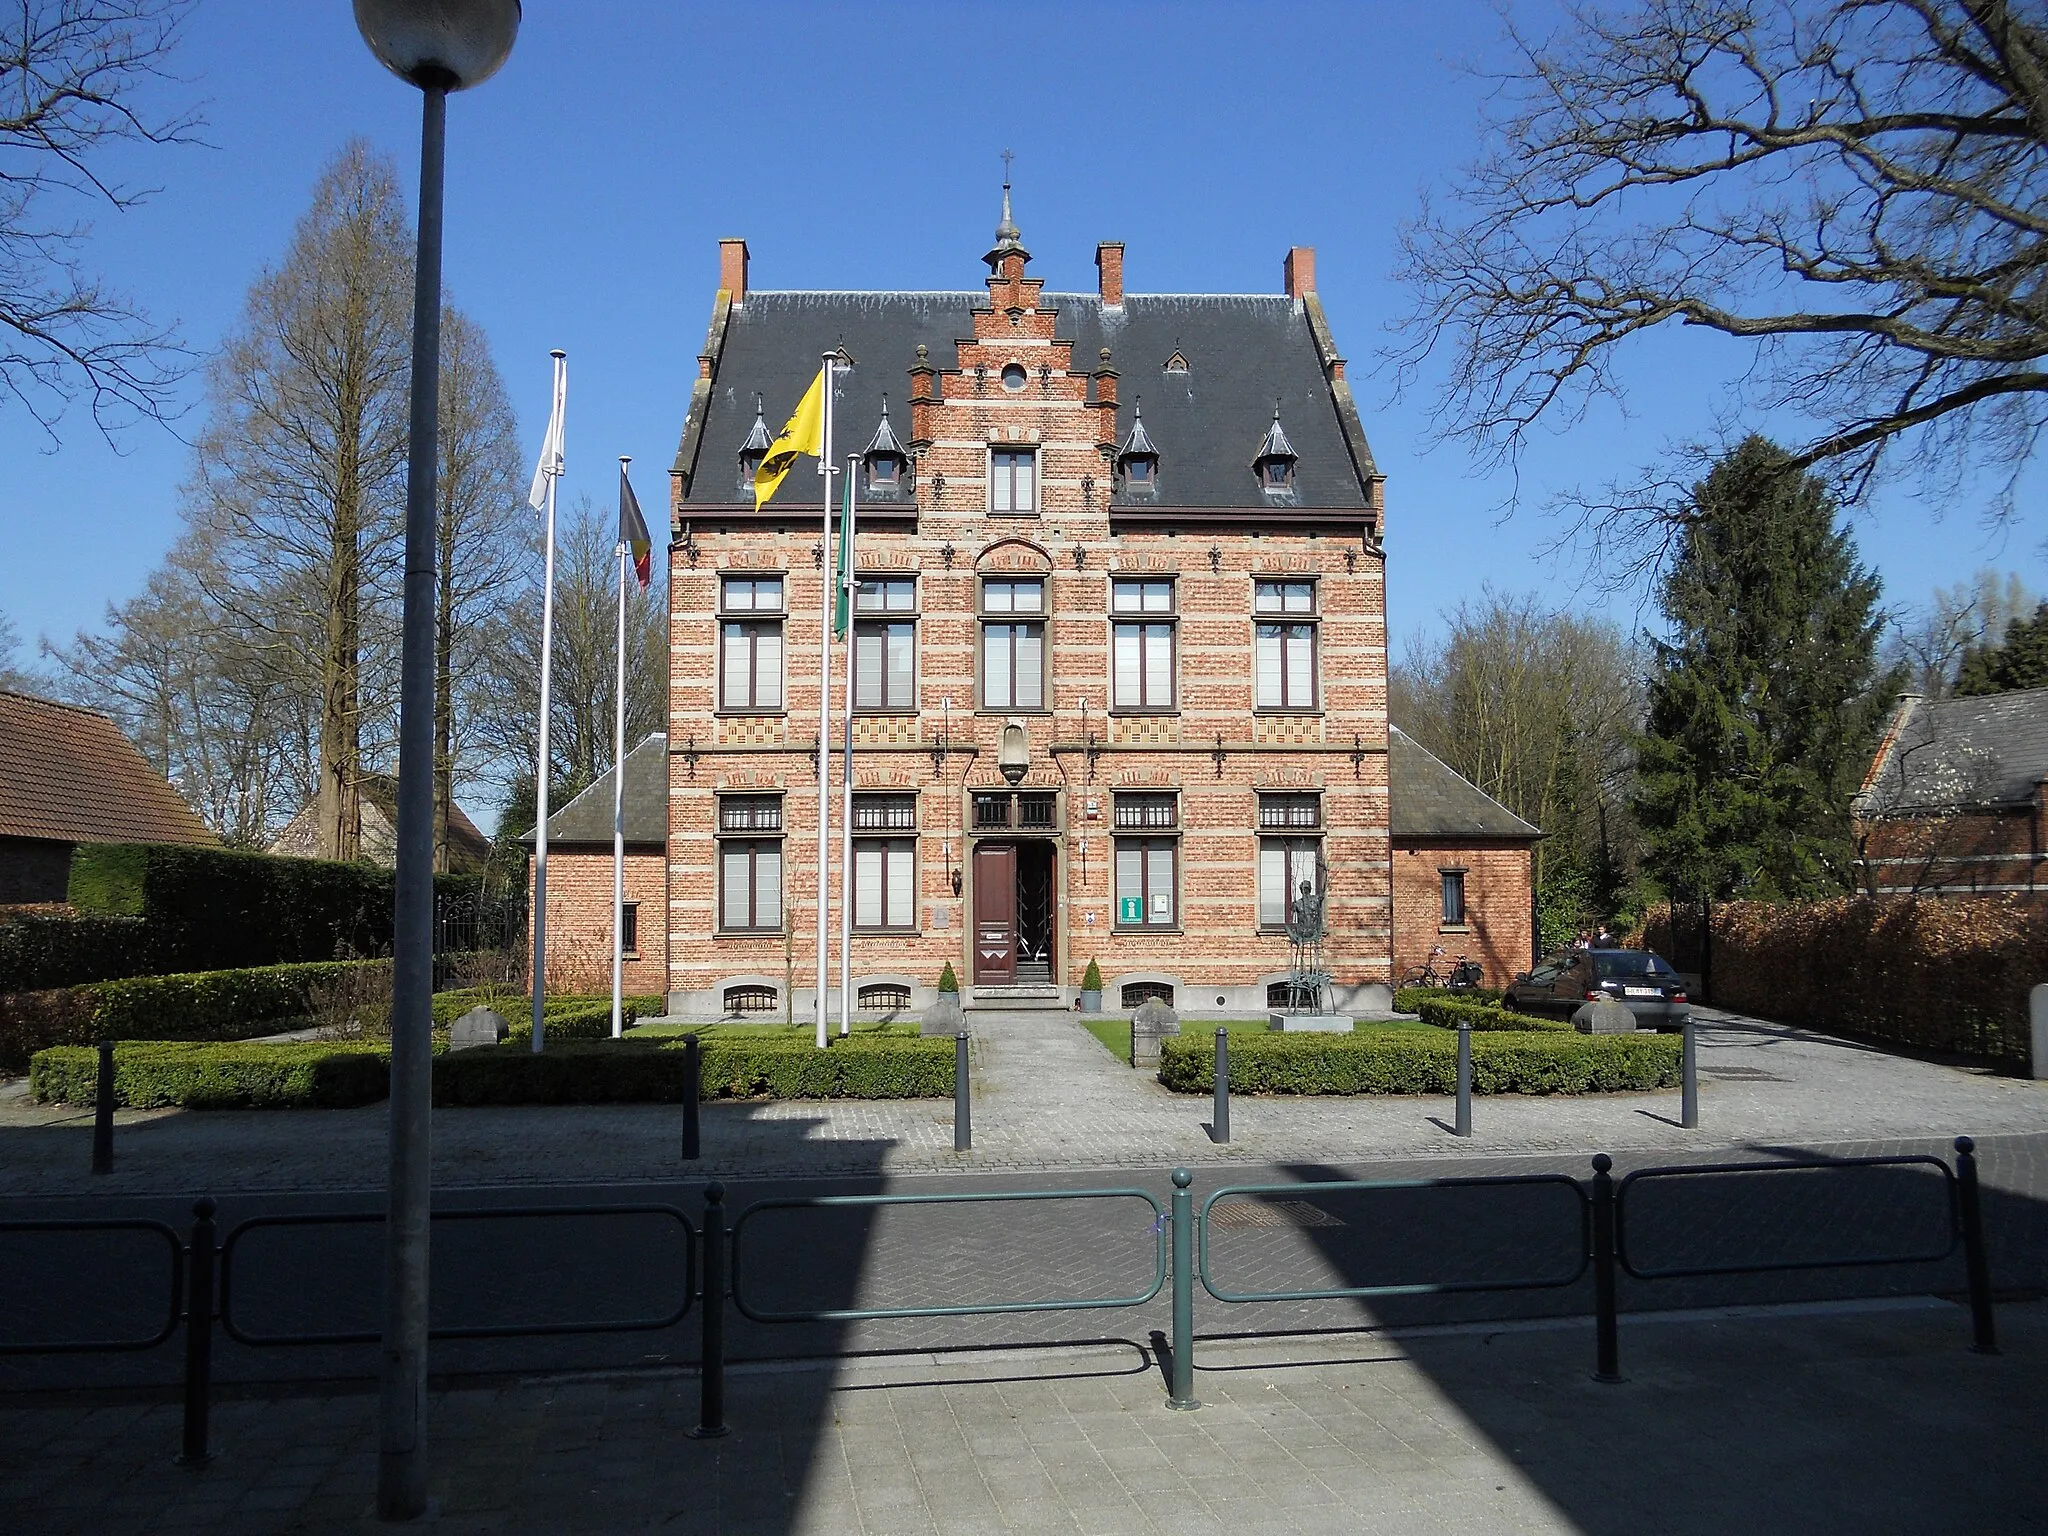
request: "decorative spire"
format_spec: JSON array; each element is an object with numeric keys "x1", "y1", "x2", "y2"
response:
[
  {"x1": 1257, "y1": 403, "x2": 1297, "y2": 462},
  {"x1": 1120, "y1": 398, "x2": 1158, "y2": 459},
  {"x1": 984, "y1": 150, "x2": 1030, "y2": 271},
  {"x1": 740, "y1": 394, "x2": 773, "y2": 454},
  {"x1": 864, "y1": 396, "x2": 905, "y2": 458},
  {"x1": 1117, "y1": 397, "x2": 1161, "y2": 497},
  {"x1": 1253, "y1": 402, "x2": 1299, "y2": 501}
]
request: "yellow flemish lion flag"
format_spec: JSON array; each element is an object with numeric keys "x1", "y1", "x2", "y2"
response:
[{"x1": 753, "y1": 366, "x2": 826, "y2": 510}]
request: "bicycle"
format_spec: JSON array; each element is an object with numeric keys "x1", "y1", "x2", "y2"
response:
[{"x1": 1399, "y1": 948, "x2": 1484, "y2": 990}]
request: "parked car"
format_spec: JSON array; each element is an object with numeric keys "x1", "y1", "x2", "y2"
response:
[{"x1": 1505, "y1": 948, "x2": 1690, "y2": 1029}]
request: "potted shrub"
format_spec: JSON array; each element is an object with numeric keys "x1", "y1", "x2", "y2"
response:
[
  {"x1": 922, "y1": 961, "x2": 963, "y2": 1038},
  {"x1": 1079, "y1": 959, "x2": 1103, "y2": 1013},
  {"x1": 937, "y1": 961, "x2": 959, "y2": 994}
]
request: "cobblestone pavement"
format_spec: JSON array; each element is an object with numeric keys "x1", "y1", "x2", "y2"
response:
[
  {"x1": 1, "y1": 1008, "x2": 2041, "y2": 1194},
  {"x1": 2, "y1": 1298, "x2": 2040, "y2": 1534}
]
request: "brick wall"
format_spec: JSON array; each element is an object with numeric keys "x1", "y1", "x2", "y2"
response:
[
  {"x1": 527, "y1": 848, "x2": 668, "y2": 996},
  {"x1": 1391, "y1": 840, "x2": 1532, "y2": 987},
  {"x1": 1855, "y1": 807, "x2": 2044, "y2": 897}
]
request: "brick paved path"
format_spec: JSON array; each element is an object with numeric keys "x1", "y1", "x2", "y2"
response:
[
  {"x1": 3, "y1": 1299, "x2": 2041, "y2": 1534},
  {"x1": 1, "y1": 1008, "x2": 2040, "y2": 1194}
]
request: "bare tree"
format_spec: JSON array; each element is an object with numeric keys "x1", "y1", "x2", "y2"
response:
[
  {"x1": 1881, "y1": 567, "x2": 2039, "y2": 695},
  {"x1": 466, "y1": 493, "x2": 667, "y2": 815},
  {"x1": 0, "y1": 606, "x2": 35, "y2": 689},
  {"x1": 1391, "y1": 589, "x2": 1646, "y2": 901},
  {"x1": 1, "y1": 0, "x2": 200, "y2": 435},
  {"x1": 1398, "y1": 0, "x2": 2048, "y2": 532},
  {"x1": 432, "y1": 305, "x2": 525, "y2": 871},
  {"x1": 183, "y1": 140, "x2": 412, "y2": 861}
]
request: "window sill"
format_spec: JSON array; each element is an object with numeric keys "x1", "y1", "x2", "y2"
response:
[
  {"x1": 1253, "y1": 707, "x2": 1325, "y2": 717},
  {"x1": 715, "y1": 708, "x2": 788, "y2": 719},
  {"x1": 852, "y1": 708, "x2": 919, "y2": 718},
  {"x1": 853, "y1": 928, "x2": 921, "y2": 938},
  {"x1": 715, "y1": 929, "x2": 784, "y2": 939},
  {"x1": 974, "y1": 707, "x2": 1052, "y2": 717},
  {"x1": 1114, "y1": 926, "x2": 1183, "y2": 936},
  {"x1": 1108, "y1": 708, "x2": 1179, "y2": 718},
  {"x1": 986, "y1": 509, "x2": 1041, "y2": 519}
]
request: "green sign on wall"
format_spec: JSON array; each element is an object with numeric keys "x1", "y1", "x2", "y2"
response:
[{"x1": 1118, "y1": 896, "x2": 1143, "y2": 923}]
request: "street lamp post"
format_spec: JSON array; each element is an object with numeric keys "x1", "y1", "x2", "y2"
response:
[{"x1": 352, "y1": 1, "x2": 519, "y2": 1521}]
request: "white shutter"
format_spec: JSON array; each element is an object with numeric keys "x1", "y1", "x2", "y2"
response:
[
  {"x1": 1113, "y1": 625, "x2": 1140, "y2": 707},
  {"x1": 1015, "y1": 625, "x2": 1043, "y2": 707},
  {"x1": 756, "y1": 847, "x2": 781, "y2": 928},
  {"x1": 854, "y1": 844, "x2": 882, "y2": 927},
  {"x1": 855, "y1": 629, "x2": 882, "y2": 709},
  {"x1": 756, "y1": 626, "x2": 782, "y2": 708},
  {"x1": 1144, "y1": 624, "x2": 1171, "y2": 706},
  {"x1": 1115, "y1": 845, "x2": 1142, "y2": 910},
  {"x1": 1255, "y1": 627, "x2": 1281, "y2": 707},
  {"x1": 1015, "y1": 451, "x2": 1035, "y2": 512},
  {"x1": 1286, "y1": 629, "x2": 1313, "y2": 706},
  {"x1": 983, "y1": 628, "x2": 1010, "y2": 708},
  {"x1": 1259, "y1": 843, "x2": 1285, "y2": 927},
  {"x1": 722, "y1": 847, "x2": 750, "y2": 927},
  {"x1": 722, "y1": 624, "x2": 748, "y2": 708},
  {"x1": 1147, "y1": 845, "x2": 1175, "y2": 924},
  {"x1": 886, "y1": 624, "x2": 914, "y2": 708},
  {"x1": 886, "y1": 842, "x2": 914, "y2": 927}
]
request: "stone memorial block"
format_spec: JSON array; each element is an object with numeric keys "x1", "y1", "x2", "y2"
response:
[
  {"x1": 920, "y1": 991, "x2": 965, "y2": 1038},
  {"x1": 449, "y1": 1006, "x2": 509, "y2": 1050},
  {"x1": 1131, "y1": 997, "x2": 1180, "y2": 1068},
  {"x1": 1572, "y1": 996, "x2": 1638, "y2": 1035}
]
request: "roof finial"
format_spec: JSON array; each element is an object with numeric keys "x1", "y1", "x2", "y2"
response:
[{"x1": 995, "y1": 149, "x2": 1021, "y2": 247}]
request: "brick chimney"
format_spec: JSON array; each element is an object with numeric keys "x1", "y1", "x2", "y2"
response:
[
  {"x1": 1283, "y1": 245, "x2": 1316, "y2": 299},
  {"x1": 1096, "y1": 242, "x2": 1125, "y2": 307},
  {"x1": 719, "y1": 238, "x2": 750, "y2": 302}
]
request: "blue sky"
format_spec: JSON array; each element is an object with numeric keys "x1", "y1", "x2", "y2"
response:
[{"x1": 3, "y1": 0, "x2": 2041, "y2": 669}]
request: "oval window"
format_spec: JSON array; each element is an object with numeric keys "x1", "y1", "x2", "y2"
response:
[{"x1": 1001, "y1": 363, "x2": 1027, "y2": 391}]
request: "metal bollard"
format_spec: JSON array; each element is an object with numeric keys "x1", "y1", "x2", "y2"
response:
[
  {"x1": 1590, "y1": 1154, "x2": 1622, "y2": 1383},
  {"x1": 91, "y1": 1038, "x2": 116, "y2": 1175},
  {"x1": 1212, "y1": 1029, "x2": 1230, "y2": 1144},
  {"x1": 178, "y1": 1197, "x2": 217, "y2": 1465},
  {"x1": 1167, "y1": 1169, "x2": 1200, "y2": 1410},
  {"x1": 1955, "y1": 1136, "x2": 1998, "y2": 1355},
  {"x1": 954, "y1": 1032, "x2": 971, "y2": 1152},
  {"x1": 1681, "y1": 1019, "x2": 1699, "y2": 1129},
  {"x1": 1454, "y1": 1023, "x2": 1472, "y2": 1138},
  {"x1": 681, "y1": 1033, "x2": 701, "y2": 1161},
  {"x1": 689, "y1": 1182, "x2": 729, "y2": 1438}
]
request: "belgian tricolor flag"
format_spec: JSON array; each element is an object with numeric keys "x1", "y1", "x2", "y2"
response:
[{"x1": 618, "y1": 461, "x2": 652, "y2": 589}]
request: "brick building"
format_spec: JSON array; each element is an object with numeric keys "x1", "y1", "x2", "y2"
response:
[
  {"x1": 658, "y1": 198, "x2": 1399, "y2": 1020},
  {"x1": 1388, "y1": 727, "x2": 1539, "y2": 985},
  {"x1": 1853, "y1": 687, "x2": 2048, "y2": 899},
  {"x1": 525, "y1": 734, "x2": 671, "y2": 996}
]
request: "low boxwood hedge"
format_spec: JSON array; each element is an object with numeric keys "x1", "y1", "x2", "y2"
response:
[
  {"x1": 435, "y1": 1034, "x2": 954, "y2": 1105},
  {"x1": 1393, "y1": 984, "x2": 1502, "y2": 1014},
  {"x1": 31, "y1": 1041, "x2": 392, "y2": 1109},
  {"x1": 0, "y1": 959, "x2": 389, "y2": 1072},
  {"x1": 31, "y1": 1031, "x2": 954, "y2": 1109},
  {"x1": 430, "y1": 990, "x2": 663, "y2": 1029},
  {"x1": 1159, "y1": 1027, "x2": 1679, "y2": 1095},
  {"x1": 1414, "y1": 996, "x2": 1572, "y2": 1032}
]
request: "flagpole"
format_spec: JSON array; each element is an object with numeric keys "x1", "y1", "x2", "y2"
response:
[
  {"x1": 611, "y1": 457, "x2": 631, "y2": 1041},
  {"x1": 532, "y1": 349, "x2": 565, "y2": 1056},
  {"x1": 837, "y1": 454, "x2": 858, "y2": 1039},
  {"x1": 815, "y1": 355, "x2": 836, "y2": 1051}
]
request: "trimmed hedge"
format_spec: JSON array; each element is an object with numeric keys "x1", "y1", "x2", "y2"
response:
[
  {"x1": 61, "y1": 841, "x2": 494, "y2": 978},
  {"x1": 31, "y1": 1032, "x2": 955, "y2": 1108},
  {"x1": 31, "y1": 1041, "x2": 391, "y2": 1109},
  {"x1": 1393, "y1": 984, "x2": 1502, "y2": 1014},
  {"x1": 1159, "y1": 1027, "x2": 1680, "y2": 1095},
  {"x1": 0, "y1": 912, "x2": 153, "y2": 993},
  {"x1": 430, "y1": 990, "x2": 663, "y2": 1028},
  {"x1": 1414, "y1": 996, "x2": 1572, "y2": 1033},
  {"x1": 434, "y1": 1035, "x2": 955, "y2": 1105},
  {"x1": 0, "y1": 959, "x2": 387, "y2": 1072}
]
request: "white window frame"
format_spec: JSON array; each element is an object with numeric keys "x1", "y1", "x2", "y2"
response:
[{"x1": 990, "y1": 447, "x2": 1038, "y2": 514}]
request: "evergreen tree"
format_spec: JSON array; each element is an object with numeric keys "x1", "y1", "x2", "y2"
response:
[
  {"x1": 1955, "y1": 603, "x2": 2048, "y2": 697},
  {"x1": 1634, "y1": 437, "x2": 1894, "y2": 901}
]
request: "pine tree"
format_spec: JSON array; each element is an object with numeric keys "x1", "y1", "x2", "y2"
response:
[
  {"x1": 1955, "y1": 603, "x2": 2048, "y2": 696},
  {"x1": 1634, "y1": 437, "x2": 1894, "y2": 901}
]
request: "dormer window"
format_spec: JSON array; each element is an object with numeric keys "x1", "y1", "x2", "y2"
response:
[
  {"x1": 1116, "y1": 399, "x2": 1160, "y2": 499},
  {"x1": 1252, "y1": 407, "x2": 1299, "y2": 502},
  {"x1": 862, "y1": 398, "x2": 909, "y2": 498},
  {"x1": 737, "y1": 395, "x2": 773, "y2": 492},
  {"x1": 1000, "y1": 362, "x2": 1027, "y2": 392},
  {"x1": 1163, "y1": 351, "x2": 1188, "y2": 374}
]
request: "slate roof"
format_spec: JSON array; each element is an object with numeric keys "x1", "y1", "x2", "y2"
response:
[
  {"x1": 0, "y1": 690, "x2": 216, "y2": 847},
  {"x1": 1856, "y1": 688, "x2": 2048, "y2": 815},
  {"x1": 678, "y1": 290, "x2": 1374, "y2": 511},
  {"x1": 1388, "y1": 727, "x2": 1542, "y2": 841},
  {"x1": 526, "y1": 734, "x2": 668, "y2": 846}
]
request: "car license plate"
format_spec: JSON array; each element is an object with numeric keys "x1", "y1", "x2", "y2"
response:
[{"x1": 1624, "y1": 986, "x2": 1658, "y2": 998}]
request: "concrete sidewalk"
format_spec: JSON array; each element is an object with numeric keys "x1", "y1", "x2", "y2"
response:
[
  {"x1": 2, "y1": 1296, "x2": 2038, "y2": 1534},
  {"x1": 2, "y1": 1009, "x2": 2042, "y2": 1194}
]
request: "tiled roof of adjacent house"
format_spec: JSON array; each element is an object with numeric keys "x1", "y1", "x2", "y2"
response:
[
  {"x1": 526, "y1": 735, "x2": 668, "y2": 846},
  {"x1": 268, "y1": 774, "x2": 494, "y2": 872},
  {"x1": 1389, "y1": 727, "x2": 1542, "y2": 841},
  {"x1": 678, "y1": 291, "x2": 1374, "y2": 510},
  {"x1": 0, "y1": 690, "x2": 216, "y2": 847},
  {"x1": 1856, "y1": 687, "x2": 2048, "y2": 814}
]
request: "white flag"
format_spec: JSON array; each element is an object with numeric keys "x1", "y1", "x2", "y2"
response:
[{"x1": 527, "y1": 352, "x2": 567, "y2": 512}]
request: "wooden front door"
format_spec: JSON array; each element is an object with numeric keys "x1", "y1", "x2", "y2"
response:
[{"x1": 973, "y1": 843, "x2": 1017, "y2": 984}]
